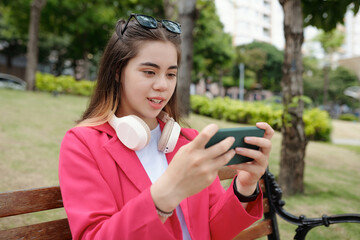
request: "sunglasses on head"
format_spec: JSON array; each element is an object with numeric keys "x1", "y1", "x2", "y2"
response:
[{"x1": 120, "y1": 13, "x2": 181, "y2": 36}]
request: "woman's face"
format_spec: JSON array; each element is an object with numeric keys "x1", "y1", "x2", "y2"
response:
[{"x1": 117, "y1": 41, "x2": 178, "y2": 129}]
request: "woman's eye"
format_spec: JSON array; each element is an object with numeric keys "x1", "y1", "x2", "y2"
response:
[
  {"x1": 143, "y1": 71, "x2": 155, "y2": 76},
  {"x1": 167, "y1": 73, "x2": 177, "y2": 78}
]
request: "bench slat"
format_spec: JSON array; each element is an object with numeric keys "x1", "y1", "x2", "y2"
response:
[
  {"x1": 218, "y1": 167, "x2": 237, "y2": 181},
  {"x1": 0, "y1": 186, "x2": 63, "y2": 217},
  {"x1": 263, "y1": 197, "x2": 270, "y2": 214},
  {"x1": 0, "y1": 218, "x2": 72, "y2": 240},
  {"x1": 233, "y1": 218, "x2": 273, "y2": 240}
]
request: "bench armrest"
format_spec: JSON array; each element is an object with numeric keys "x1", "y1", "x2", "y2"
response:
[{"x1": 264, "y1": 171, "x2": 360, "y2": 240}]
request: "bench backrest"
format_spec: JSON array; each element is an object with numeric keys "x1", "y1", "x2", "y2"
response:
[
  {"x1": 0, "y1": 186, "x2": 72, "y2": 240},
  {"x1": 0, "y1": 168, "x2": 276, "y2": 240}
]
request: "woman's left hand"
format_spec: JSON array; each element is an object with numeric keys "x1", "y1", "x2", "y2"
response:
[{"x1": 228, "y1": 122, "x2": 275, "y2": 196}]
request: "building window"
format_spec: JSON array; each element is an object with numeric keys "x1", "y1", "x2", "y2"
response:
[
  {"x1": 263, "y1": 14, "x2": 270, "y2": 23},
  {"x1": 264, "y1": 0, "x2": 271, "y2": 10},
  {"x1": 263, "y1": 27, "x2": 270, "y2": 37}
]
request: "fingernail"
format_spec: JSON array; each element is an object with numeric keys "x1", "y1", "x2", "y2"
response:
[{"x1": 245, "y1": 137, "x2": 254, "y2": 142}]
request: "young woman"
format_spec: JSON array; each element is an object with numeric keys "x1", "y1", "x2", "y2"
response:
[{"x1": 59, "y1": 13, "x2": 275, "y2": 240}]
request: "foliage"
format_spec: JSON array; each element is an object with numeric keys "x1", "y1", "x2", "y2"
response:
[
  {"x1": 192, "y1": 0, "x2": 235, "y2": 83},
  {"x1": 303, "y1": 56, "x2": 324, "y2": 105},
  {"x1": 35, "y1": 72, "x2": 95, "y2": 96},
  {"x1": 0, "y1": 3, "x2": 28, "y2": 66},
  {"x1": 313, "y1": 29, "x2": 345, "y2": 55},
  {"x1": 303, "y1": 58, "x2": 359, "y2": 109},
  {"x1": 328, "y1": 66, "x2": 359, "y2": 106},
  {"x1": 236, "y1": 41, "x2": 284, "y2": 91},
  {"x1": 190, "y1": 95, "x2": 332, "y2": 141},
  {"x1": 0, "y1": 0, "x2": 164, "y2": 75},
  {"x1": 338, "y1": 113, "x2": 359, "y2": 122},
  {"x1": 303, "y1": 108, "x2": 332, "y2": 141},
  {"x1": 302, "y1": 0, "x2": 360, "y2": 32}
]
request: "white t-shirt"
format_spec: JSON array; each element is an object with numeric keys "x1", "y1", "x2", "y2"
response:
[{"x1": 136, "y1": 124, "x2": 191, "y2": 240}]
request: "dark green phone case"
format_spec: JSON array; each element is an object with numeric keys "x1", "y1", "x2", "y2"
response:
[{"x1": 205, "y1": 126, "x2": 265, "y2": 165}]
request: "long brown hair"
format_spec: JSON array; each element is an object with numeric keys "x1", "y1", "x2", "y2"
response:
[{"x1": 77, "y1": 18, "x2": 182, "y2": 127}]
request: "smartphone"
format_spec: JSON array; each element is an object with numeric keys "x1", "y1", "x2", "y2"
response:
[{"x1": 205, "y1": 126, "x2": 265, "y2": 166}]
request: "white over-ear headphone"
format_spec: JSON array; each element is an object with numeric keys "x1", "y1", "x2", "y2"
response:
[{"x1": 108, "y1": 111, "x2": 181, "y2": 153}]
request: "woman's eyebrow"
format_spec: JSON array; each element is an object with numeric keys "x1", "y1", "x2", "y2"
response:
[
  {"x1": 140, "y1": 62, "x2": 178, "y2": 70},
  {"x1": 140, "y1": 62, "x2": 160, "y2": 69},
  {"x1": 168, "y1": 65, "x2": 178, "y2": 70}
]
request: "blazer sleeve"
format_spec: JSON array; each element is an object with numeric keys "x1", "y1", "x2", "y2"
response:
[
  {"x1": 59, "y1": 128, "x2": 177, "y2": 240},
  {"x1": 181, "y1": 127, "x2": 263, "y2": 239},
  {"x1": 208, "y1": 176, "x2": 263, "y2": 240}
]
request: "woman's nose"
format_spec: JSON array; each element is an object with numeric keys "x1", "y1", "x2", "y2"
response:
[{"x1": 153, "y1": 75, "x2": 167, "y2": 91}]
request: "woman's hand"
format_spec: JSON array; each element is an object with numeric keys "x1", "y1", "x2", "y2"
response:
[
  {"x1": 229, "y1": 122, "x2": 275, "y2": 197},
  {"x1": 151, "y1": 124, "x2": 235, "y2": 214}
]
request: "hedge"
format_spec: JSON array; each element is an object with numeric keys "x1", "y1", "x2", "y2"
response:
[
  {"x1": 338, "y1": 113, "x2": 359, "y2": 122},
  {"x1": 190, "y1": 95, "x2": 332, "y2": 141},
  {"x1": 35, "y1": 72, "x2": 95, "y2": 96},
  {"x1": 34, "y1": 73, "x2": 332, "y2": 141}
]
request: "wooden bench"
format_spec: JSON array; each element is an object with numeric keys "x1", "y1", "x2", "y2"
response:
[{"x1": 1, "y1": 168, "x2": 359, "y2": 240}]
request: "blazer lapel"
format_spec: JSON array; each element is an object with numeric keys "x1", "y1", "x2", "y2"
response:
[
  {"x1": 100, "y1": 124, "x2": 152, "y2": 193},
  {"x1": 166, "y1": 133, "x2": 192, "y2": 231}
]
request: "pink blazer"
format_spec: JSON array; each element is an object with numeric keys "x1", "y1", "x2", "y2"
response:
[{"x1": 59, "y1": 121, "x2": 263, "y2": 240}]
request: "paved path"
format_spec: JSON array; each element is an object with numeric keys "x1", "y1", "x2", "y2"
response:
[{"x1": 332, "y1": 138, "x2": 360, "y2": 146}]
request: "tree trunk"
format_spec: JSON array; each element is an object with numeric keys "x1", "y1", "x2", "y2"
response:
[
  {"x1": 25, "y1": 0, "x2": 47, "y2": 91},
  {"x1": 278, "y1": 0, "x2": 308, "y2": 195},
  {"x1": 323, "y1": 65, "x2": 329, "y2": 109},
  {"x1": 163, "y1": 0, "x2": 178, "y2": 21},
  {"x1": 218, "y1": 69, "x2": 223, "y2": 97},
  {"x1": 83, "y1": 51, "x2": 90, "y2": 80},
  {"x1": 177, "y1": 0, "x2": 197, "y2": 117},
  {"x1": 6, "y1": 55, "x2": 12, "y2": 69}
]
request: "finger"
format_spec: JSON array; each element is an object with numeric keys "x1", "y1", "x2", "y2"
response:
[
  {"x1": 244, "y1": 137, "x2": 272, "y2": 155},
  {"x1": 206, "y1": 136, "x2": 235, "y2": 158},
  {"x1": 191, "y1": 124, "x2": 219, "y2": 149},
  {"x1": 213, "y1": 148, "x2": 236, "y2": 168},
  {"x1": 234, "y1": 148, "x2": 267, "y2": 167},
  {"x1": 256, "y1": 122, "x2": 275, "y2": 140}
]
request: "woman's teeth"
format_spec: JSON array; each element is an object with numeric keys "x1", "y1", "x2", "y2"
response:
[{"x1": 150, "y1": 99, "x2": 162, "y2": 104}]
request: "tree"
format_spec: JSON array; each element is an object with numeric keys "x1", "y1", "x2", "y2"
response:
[
  {"x1": 163, "y1": 0, "x2": 178, "y2": 21},
  {"x1": 0, "y1": 5, "x2": 27, "y2": 69},
  {"x1": 328, "y1": 66, "x2": 359, "y2": 107},
  {"x1": 192, "y1": 0, "x2": 235, "y2": 96},
  {"x1": 237, "y1": 41, "x2": 284, "y2": 92},
  {"x1": 178, "y1": 0, "x2": 197, "y2": 116},
  {"x1": 278, "y1": 0, "x2": 307, "y2": 195},
  {"x1": 242, "y1": 48, "x2": 267, "y2": 90},
  {"x1": 303, "y1": 56, "x2": 323, "y2": 105},
  {"x1": 313, "y1": 29, "x2": 344, "y2": 107},
  {"x1": 279, "y1": 0, "x2": 359, "y2": 195},
  {"x1": 25, "y1": 0, "x2": 47, "y2": 90},
  {"x1": 1, "y1": 0, "x2": 165, "y2": 81}
]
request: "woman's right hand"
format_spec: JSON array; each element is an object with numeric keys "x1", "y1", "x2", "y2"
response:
[{"x1": 150, "y1": 124, "x2": 235, "y2": 215}]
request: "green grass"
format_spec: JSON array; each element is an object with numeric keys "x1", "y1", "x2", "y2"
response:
[{"x1": 0, "y1": 88, "x2": 359, "y2": 239}]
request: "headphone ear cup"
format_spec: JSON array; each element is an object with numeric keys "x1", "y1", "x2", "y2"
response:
[
  {"x1": 109, "y1": 115, "x2": 150, "y2": 151},
  {"x1": 158, "y1": 119, "x2": 181, "y2": 153}
]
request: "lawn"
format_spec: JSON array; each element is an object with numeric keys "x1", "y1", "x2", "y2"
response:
[{"x1": 1, "y1": 88, "x2": 359, "y2": 239}]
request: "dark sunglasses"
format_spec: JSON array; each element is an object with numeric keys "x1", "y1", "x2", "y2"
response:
[{"x1": 121, "y1": 13, "x2": 181, "y2": 35}]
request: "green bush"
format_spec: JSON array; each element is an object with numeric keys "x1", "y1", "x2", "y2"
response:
[
  {"x1": 35, "y1": 72, "x2": 95, "y2": 96},
  {"x1": 338, "y1": 113, "x2": 358, "y2": 122},
  {"x1": 190, "y1": 95, "x2": 332, "y2": 141},
  {"x1": 303, "y1": 108, "x2": 332, "y2": 141}
]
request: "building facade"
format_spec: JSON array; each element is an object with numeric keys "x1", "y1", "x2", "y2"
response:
[{"x1": 215, "y1": 0, "x2": 284, "y2": 49}]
